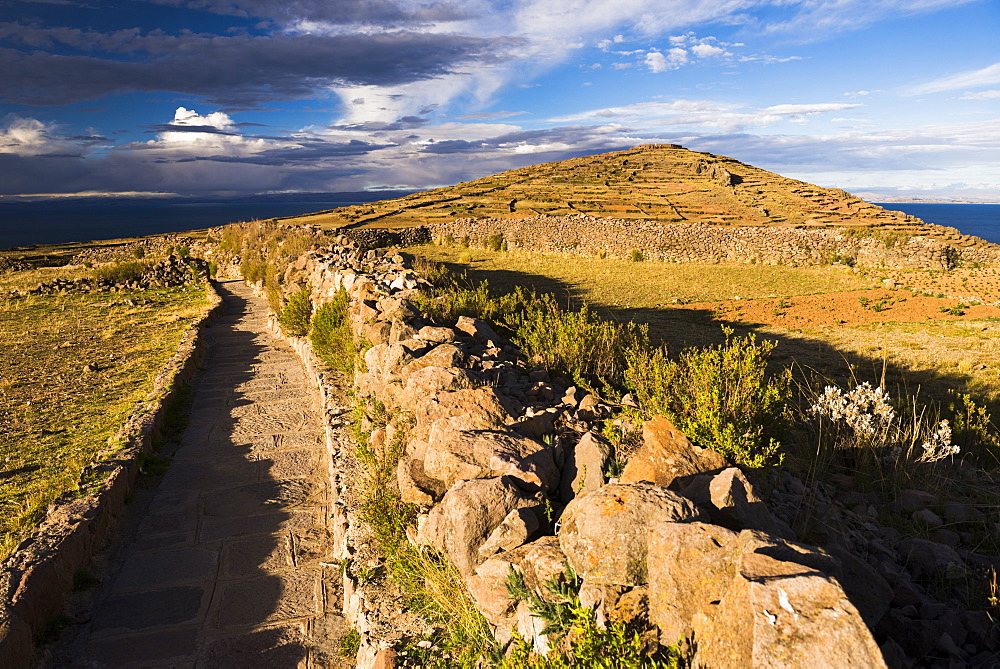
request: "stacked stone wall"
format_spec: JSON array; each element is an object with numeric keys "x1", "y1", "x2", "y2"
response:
[
  {"x1": 429, "y1": 215, "x2": 1000, "y2": 269},
  {"x1": 275, "y1": 238, "x2": 886, "y2": 666}
]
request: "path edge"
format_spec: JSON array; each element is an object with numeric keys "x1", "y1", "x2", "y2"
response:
[{"x1": 0, "y1": 280, "x2": 225, "y2": 667}]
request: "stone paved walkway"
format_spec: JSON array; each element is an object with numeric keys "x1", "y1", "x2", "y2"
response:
[{"x1": 52, "y1": 281, "x2": 347, "y2": 668}]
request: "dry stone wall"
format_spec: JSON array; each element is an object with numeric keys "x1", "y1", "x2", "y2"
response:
[
  {"x1": 280, "y1": 238, "x2": 886, "y2": 666},
  {"x1": 430, "y1": 215, "x2": 1000, "y2": 269}
]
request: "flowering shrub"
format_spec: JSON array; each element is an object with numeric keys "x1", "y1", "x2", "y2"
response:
[
  {"x1": 919, "y1": 420, "x2": 958, "y2": 462},
  {"x1": 810, "y1": 382, "x2": 896, "y2": 436},
  {"x1": 808, "y1": 381, "x2": 959, "y2": 466}
]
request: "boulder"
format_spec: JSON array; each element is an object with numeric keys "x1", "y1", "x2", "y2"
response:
[
  {"x1": 646, "y1": 521, "x2": 739, "y2": 643},
  {"x1": 408, "y1": 387, "x2": 513, "y2": 441},
  {"x1": 620, "y1": 416, "x2": 726, "y2": 489},
  {"x1": 477, "y1": 507, "x2": 543, "y2": 559},
  {"x1": 416, "y1": 477, "x2": 541, "y2": 578},
  {"x1": 559, "y1": 431, "x2": 612, "y2": 504},
  {"x1": 399, "y1": 343, "x2": 466, "y2": 379},
  {"x1": 422, "y1": 424, "x2": 558, "y2": 492},
  {"x1": 416, "y1": 325, "x2": 458, "y2": 343},
  {"x1": 455, "y1": 316, "x2": 502, "y2": 345},
  {"x1": 681, "y1": 467, "x2": 785, "y2": 536},
  {"x1": 692, "y1": 552, "x2": 886, "y2": 668},
  {"x1": 896, "y1": 538, "x2": 967, "y2": 581},
  {"x1": 558, "y1": 482, "x2": 705, "y2": 586}
]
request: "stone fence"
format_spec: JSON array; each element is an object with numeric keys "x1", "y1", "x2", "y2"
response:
[
  {"x1": 429, "y1": 215, "x2": 1000, "y2": 269},
  {"x1": 278, "y1": 238, "x2": 886, "y2": 666}
]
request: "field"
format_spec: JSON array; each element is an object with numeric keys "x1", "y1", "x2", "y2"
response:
[
  {"x1": 403, "y1": 244, "x2": 1000, "y2": 405},
  {"x1": 0, "y1": 262, "x2": 208, "y2": 556}
]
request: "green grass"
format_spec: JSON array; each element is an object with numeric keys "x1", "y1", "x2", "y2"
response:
[{"x1": 0, "y1": 285, "x2": 209, "y2": 557}]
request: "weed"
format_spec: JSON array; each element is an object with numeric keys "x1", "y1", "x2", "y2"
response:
[
  {"x1": 501, "y1": 566, "x2": 678, "y2": 667},
  {"x1": 630, "y1": 249, "x2": 645, "y2": 262},
  {"x1": 72, "y1": 570, "x2": 100, "y2": 591},
  {"x1": 339, "y1": 629, "x2": 361, "y2": 657},
  {"x1": 486, "y1": 233, "x2": 505, "y2": 252},
  {"x1": 132, "y1": 247, "x2": 145, "y2": 259},
  {"x1": 94, "y1": 261, "x2": 149, "y2": 284},
  {"x1": 37, "y1": 614, "x2": 74, "y2": 645},
  {"x1": 940, "y1": 303, "x2": 967, "y2": 316},
  {"x1": 278, "y1": 284, "x2": 313, "y2": 337}
]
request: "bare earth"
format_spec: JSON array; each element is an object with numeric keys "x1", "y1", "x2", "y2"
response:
[{"x1": 46, "y1": 281, "x2": 351, "y2": 668}]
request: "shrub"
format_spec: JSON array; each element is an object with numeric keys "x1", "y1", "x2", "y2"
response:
[
  {"x1": 624, "y1": 328, "x2": 791, "y2": 467},
  {"x1": 278, "y1": 285, "x2": 312, "y2": 337},
  {"x1": 514, "y1": 299, "x2": 649, "y2": 390},
  {"x1": 176, "y1": 245, "x2": 190, "y2": 258},
  {"x1": 485, "y1": 233, "x2": 505, "y2": 252},
  {"x1": 630, "y1": 249, "x2": 645, "y2": 262},
  {"x1": 131, "y1": 247, "x2": 145, "y2": 259},
  {"x1": 310, "y1": 289, "x2": 357, "y2": 374}
]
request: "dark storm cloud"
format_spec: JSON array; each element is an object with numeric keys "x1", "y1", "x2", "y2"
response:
[
  {"x1": 143, "y1": 123, "x2": 238, "y2": 134},
  {"x1": 164, "y1": 138, "x2": 393, "y2": 165},
  {"x1": 0, "y1": 29, "x2": 520, "y2": 106},
  {"x1": 419, "y1": 126, "x2": 637, "y2": 155},
  {"x1": 144, "y1": 0, "x2": 477, "y2": 27},
  {"x1": 328, "y1": 115, "x2": 431, "y2": 132}
]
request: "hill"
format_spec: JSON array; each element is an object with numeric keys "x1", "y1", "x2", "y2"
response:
[{"x1": 282, "y1": 144, "x2": 967, "y2": 241}]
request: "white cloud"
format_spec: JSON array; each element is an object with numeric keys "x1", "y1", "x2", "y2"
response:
[
  {"x1": 0, "y1": 116, "x2": 89, "y2": 157},
  {"x1": 691, "y1": 43, "x2": 727, "y2": 58},
  {"x1": 763, "y1": 103, "x2": 863, "y2": 115},
  {"x1": 908, "y1": 61, "x2": 1000, "y2": 95},
  {"x1": 960, "y1": 89, "x2": 1000, "y2": 100},
  {"x1": 645, "y1": 48, "x2": 688, "y2": 73}
]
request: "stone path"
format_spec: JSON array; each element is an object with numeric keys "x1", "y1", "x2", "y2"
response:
[{"x1": 51, "y1": 281, "x2": 348, "y2": 668}]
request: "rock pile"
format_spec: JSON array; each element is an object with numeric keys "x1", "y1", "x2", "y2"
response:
[
  {"x1": 279, "y1": 239, "x2": 923, "y2": 666},
  {"x1": 430, "y1": 215, "x2": 1000, "y2": 270},
  {"x1": 70, "y1": 235, "x2": 201, "y2": 266}
]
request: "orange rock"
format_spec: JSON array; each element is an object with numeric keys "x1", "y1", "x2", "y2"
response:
[{"x1": 620, "y1": 416, "x2": 726, "y2": 488}]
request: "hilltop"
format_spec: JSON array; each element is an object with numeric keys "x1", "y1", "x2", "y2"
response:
[{"x1": 282, "y1": 144, "x2": 981, "y2": 246}]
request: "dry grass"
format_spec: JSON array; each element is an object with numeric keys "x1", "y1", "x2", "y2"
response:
[
  {"x1": 0, "y1": 285, "x2": 209, "y2": 556},
  {"x1": 404, "y1": 244, "x2": 879, "y2": 306}
]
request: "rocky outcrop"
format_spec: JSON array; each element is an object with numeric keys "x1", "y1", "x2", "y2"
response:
[
  {"x1": 4, "y1": 256, "x2": 210, "y2": 299},
  {"x1": 280, "y1": 237, "x2": 891, "y2": 666}
]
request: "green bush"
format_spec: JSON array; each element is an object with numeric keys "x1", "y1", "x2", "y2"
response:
[
  {"x1": 278, "y1": 285, "x2": 312, "y2": 337},
  {"x1": 514, "y1": 299, "x2": 649, "y2": 390},
  {"x1": 94, "y1": 261, "x2": 149, "y2": 284},
  {"x1": 630, "y1": 249, "x2": 645, "y2": 262},
  {"x1": 131, "y1": 247, "x2": 145, "y2": 259},
  {"x1": 310, "y1": 289, "x2": 357, "y2": 374},
  {"x1": 624, "y1": 328, "x2": 791, "y2": 467},
  {"x1": 485, "y1": 233, "x2": 505, "y2": 252},
  {"x1": 176, "y1": 245, "x2": 190, "y2": 258}
]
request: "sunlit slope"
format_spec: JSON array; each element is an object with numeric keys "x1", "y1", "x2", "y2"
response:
[{"x1": 282, "y1": 144, "x2": 951, "y2": 237}]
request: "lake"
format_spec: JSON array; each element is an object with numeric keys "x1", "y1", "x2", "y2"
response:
[
  {"x1": 873, "y1": 203, "x2": 1000, "y2": 244},
  {"x1": 0, "y1": 194, "x2": 410, "y2": 248},
  {"x1": 1, "y1": 197, "x2": 998, "y2": 249}
]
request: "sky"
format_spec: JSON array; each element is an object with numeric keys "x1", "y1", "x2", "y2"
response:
[{"x1": 0, "y1": 0, "x2": 998, "y2": 201}]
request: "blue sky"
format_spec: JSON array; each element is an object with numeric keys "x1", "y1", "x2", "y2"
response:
[{"x1": 0, "y1": 0, "x2": 997, "y2": 200}]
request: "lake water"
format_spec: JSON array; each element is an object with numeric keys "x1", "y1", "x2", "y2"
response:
[
  {"x1": 1, "y1": 197, "x2": 998, "y2": 249},
  {"x1": 873, "y1": 203, "x2": 1000, "y2": 244},
  {"x1": 0, "y1": 195, "x2": 408, "y2": 248}
]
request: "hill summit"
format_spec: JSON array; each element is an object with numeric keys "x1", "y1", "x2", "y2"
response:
[{"x1": 284, "y1": 144, "x2": 936, "y2": 235}]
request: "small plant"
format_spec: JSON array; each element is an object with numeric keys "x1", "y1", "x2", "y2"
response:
[
  {"x1": 502, "y1": 566, "x2": 678, "y2": 667},
  {"x1": 339, "y1": 629, "x2": 361, "y2": 657},
  {"x1": 131, "y1": 246, "x2": 145, "y2": 259},
  {"x1": 486, "y1": 233, "x2": 505, "y2": 252},
  {"x1": 940, "y1": 303, "x2": 967, "y2": 316},
  {"x1": 278, "y1": 284, "x2": 313, "y2": 337},
  {"x1": 630, "y1": 249, "x2": 645, "y2": 262},
  {"x1": 176, "y1": 245, "x2": 190, "y2": 258}
]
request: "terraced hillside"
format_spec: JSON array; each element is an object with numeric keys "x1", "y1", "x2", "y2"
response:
[{"x1": 282, "y1": 144, "x2": 971, "y2": 243}]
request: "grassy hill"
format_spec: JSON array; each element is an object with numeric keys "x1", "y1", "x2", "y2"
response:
[{"x1": 282, "y1": 144, "x2": 976, "y2": 244}]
